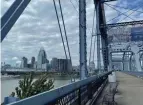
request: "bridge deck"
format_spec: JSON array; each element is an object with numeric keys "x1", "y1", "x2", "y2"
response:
[
  {"x1": 115, "y1": 72, "x2": 143, "y2": 105},
  {"x1": 95, "y1": 71, "x2": 143, "y2": 105}
]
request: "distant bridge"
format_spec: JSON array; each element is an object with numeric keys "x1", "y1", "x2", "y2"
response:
[{"x1": 1, "y1": 70, "x2": 79, "y2": 75}]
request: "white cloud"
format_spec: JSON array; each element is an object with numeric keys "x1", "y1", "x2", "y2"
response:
[
  {"x1": 1, "y1": 0, "x2": 143, "y2": 66},
  {"x1": 16, "y1": 60, "x2": 21, "y2": 64},
  {"x1": 12, "y1": 57, "x2": 18, "y2": 60}
]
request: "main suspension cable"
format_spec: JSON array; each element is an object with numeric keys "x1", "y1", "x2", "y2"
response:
[
  {"x1": 93, "y1": 36, "x2": 96, "y2": 62},
  {"x1": 53, "y1": 0, "x2": 68, "y2": 59},
  {"x1": 58, "y1": 0, "x2": 72, "y2": 64}
]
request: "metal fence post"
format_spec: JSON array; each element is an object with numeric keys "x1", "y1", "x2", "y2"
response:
[{"x1": 78, "y1": 88, "x2": 81, "y2": 105}]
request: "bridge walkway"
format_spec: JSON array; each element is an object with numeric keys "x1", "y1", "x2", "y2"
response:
[{"x1": 95, "y1": 71, "x2": 143, "y2": 105}]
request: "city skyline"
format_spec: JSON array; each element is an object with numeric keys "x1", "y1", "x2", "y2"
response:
[
  {"x1": 2, "y1": 47, "x2": 77, "y2": 67},
  {"x1": 2, "y1": 47, "x2": 75, "y2": 69},
  {"x1": 1, "y1": 0, "x2": 143, "y2": 66}
]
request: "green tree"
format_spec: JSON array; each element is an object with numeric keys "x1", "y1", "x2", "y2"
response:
[{"x1": 13, "y1": 73, "x2": 54, "y2": 99}]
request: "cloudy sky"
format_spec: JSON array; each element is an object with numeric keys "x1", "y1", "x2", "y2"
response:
[{"x1": 1, "y1": 0, "x2": 143, "y2": 66}]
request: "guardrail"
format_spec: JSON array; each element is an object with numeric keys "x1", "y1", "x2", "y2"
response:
[{"x1": 8, "y1": 71, "x2": 112, "y2": 105}]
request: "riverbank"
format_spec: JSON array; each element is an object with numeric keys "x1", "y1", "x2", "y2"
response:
[
  {"x1": 1, "y1": 75, "x2": 20, "y2": 80},
  {"x1": 1, "y1": 74, "x2": 79, "y2": 81},
  {"x1": 1, "y1": 74, "x2": 79, "y2": 103}
]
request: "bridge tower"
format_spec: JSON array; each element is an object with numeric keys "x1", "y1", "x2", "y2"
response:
[
  {"x1": 79, "y1": 0, "x2": 88, "y2": 79},
  {"x1": 94, "y1": 0, "x2": 109, "y2": 72}
]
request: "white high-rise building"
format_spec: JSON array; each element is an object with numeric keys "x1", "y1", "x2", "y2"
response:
[{"x1": 37, "y1": 47, "x2": 47, "y2": 69}]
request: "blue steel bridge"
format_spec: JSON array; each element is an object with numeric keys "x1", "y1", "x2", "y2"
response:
[{"x1": 1, "y1": 0, "x2": 143, "y2": 105}]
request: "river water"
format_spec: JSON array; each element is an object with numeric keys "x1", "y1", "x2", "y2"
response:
[{"x1": 1, "y1": 76, "x2": 73, "y2": 102}]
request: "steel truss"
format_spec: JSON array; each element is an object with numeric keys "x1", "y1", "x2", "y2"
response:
[{"x1": 100, "y1": 20, "x2": 143, "y2": 28}]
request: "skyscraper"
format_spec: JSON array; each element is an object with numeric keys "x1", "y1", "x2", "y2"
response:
[
  {"x1": 31, "y1": 57, "x2": 35, "y2": 68},
  {"x1": 37, "y1": 47, "x2": 47, "y2": 69},
  {"x1": 67, "y1": 59, "x2": 72, "y2": 71},
  {"x1": 21, "y1": 57, "x2": 28, "y2": 68},
  {"x1": 51, "y1": 58, "x2": 72, "y2": 72},
  {"x1": 51, "y1": 58, "x2": 58, "y2": 71},
  {"x1": 57, "y1": 59, "x2": 72, "y2": 72}
]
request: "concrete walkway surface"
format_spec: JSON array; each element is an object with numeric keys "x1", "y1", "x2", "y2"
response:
[
  {"x1": 95, "y1": 71, "x2": 143, "y2": 105},
  {"x1": 115, "y1": 72, "x2": 143, "y2": 105}
]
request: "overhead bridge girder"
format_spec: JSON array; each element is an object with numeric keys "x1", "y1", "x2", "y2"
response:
[
  {"x1": 100, "y1": 20, "x2": 143, "y2": 28},
  {"x1": 100, "y1": 0, "x2": 117, "y2": 3}
]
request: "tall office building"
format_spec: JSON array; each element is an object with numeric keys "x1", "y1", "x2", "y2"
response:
[
  {"x1": 50, "y1": 58, "x2": 72, "y2": 72},
  {"x1": 67, "y1": 59, "x2": 72, "y2": 71},
  {"x1": 21, "y1": 57, "x2": 28, "y2": 68},
  {"x1": 51, "y1": 58, "x2": 58, "y2": 71},
  {"x1": 37, "y1": 47, "x2": 47, "y2": 69},
  {"x1": 57, "y1": 59, "x2": 72, "y2": 72},
  {"x1": 58, "y1": 59, "x2": 66, "y2": 72},
  {"x1": 31, "y1": 57, "x2": 35, "y2": 68}
]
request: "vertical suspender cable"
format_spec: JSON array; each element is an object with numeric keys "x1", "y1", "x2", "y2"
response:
[
  {"x1": 53, "y1": 0, "x2": 68, "y2": 59},
  {"x1": 89, "y1": 36, "x2": 93, "y2": 65},
  {"x1": 93, "y1": 36, "x2": 96, "y2": 62},
  {"x1": 89, "y1": 8, "x2": 96, "y2": 66}
]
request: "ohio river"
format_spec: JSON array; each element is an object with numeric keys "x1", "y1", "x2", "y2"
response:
[{"x1": 1, "y1": 76, "x2": 73, "y2": 102}]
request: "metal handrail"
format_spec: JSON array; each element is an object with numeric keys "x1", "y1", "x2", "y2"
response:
[{"x1": 8, "y1": 71, "x2": 112, "y2": 105}]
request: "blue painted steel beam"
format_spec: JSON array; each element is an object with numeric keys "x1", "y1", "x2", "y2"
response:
[
  {"x1": 94, "y1": 0, "x2": 109, "y2": 71},
  {"x1": 111, "y1": 50, "x2": 143, "y2": 53},
  {"x1": 101, "y1": 20, "x2": 143, "y2": 28},
  {"x1": 1, "y1": 0, "x2": 31, "y2": 42},
  {"x1": 100, "y1": 0, "x2": 117, "y2": 2},
  {"x1": 1, "y1": 0, "x2": 23, "y2": 28}
]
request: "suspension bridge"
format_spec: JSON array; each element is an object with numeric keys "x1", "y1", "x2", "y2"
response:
[{"x1": 1, "y1": 0, "x2": 143, "y2": 105}]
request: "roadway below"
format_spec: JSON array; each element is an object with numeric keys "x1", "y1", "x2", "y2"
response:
[{"x1": 95, "y1": 71, "x2": 143, "y2": 105}]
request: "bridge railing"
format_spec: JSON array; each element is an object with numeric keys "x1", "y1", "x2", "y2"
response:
[{"x1": 8, "y1": 71, "x2": 112, "y2": 105}]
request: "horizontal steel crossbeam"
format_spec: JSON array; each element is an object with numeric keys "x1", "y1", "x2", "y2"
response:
[
  {"x1": 100, "y1": 0, "x2": 117, "y2": 2},
  {"x1": 100, "y1": 20, "x2": 143, "y2": 28}
]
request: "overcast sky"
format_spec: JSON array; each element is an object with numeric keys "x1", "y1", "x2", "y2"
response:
[{"x1": 1, "y1": 0, "x2": 143, "y2": 66}]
